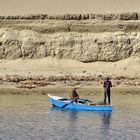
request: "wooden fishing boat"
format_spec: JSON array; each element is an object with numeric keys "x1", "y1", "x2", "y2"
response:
[{"x1": 48, "y1": 94, "x2": 112, "y2": 111}]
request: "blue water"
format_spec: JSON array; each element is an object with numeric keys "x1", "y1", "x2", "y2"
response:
[{"x1": 0, "y1": 93, "x2": 140, "y2": 140}]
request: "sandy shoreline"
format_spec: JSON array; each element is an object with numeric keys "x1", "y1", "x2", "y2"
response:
[
  {"x1": 0, "y1": 84, "x2": 139, "y2": 96},
  {"x1": 0, "y1": 57, "x2": 140, "y2": 94}
]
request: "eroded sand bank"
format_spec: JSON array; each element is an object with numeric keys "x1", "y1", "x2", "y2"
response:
[{"x1": 0, "y1": 57, "x2": 140, "y2": 91}]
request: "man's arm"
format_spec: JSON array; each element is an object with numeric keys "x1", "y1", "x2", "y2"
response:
[
  {"x1": 103, "y1": 81, "x2": 106, "y2": 88},
  {"x1": 110, "y1": 81, "x2": 112, "y2": 87}
]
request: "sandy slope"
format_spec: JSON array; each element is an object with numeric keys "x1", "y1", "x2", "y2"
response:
[{"x1": 0, "y1": 56, "x2": 139, "y2": 78}]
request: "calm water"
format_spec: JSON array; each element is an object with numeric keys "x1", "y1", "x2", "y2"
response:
[{"x1": 0, "y1": 93, "x2": 140, "y2": 140}]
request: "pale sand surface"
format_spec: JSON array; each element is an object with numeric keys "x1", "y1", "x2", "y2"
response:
[{"x1": 0, "y1": 56, "x2": 140, "y2": 77}]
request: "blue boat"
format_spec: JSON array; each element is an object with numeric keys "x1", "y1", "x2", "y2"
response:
[{"x1": 48, "y1": 94, "x2": 112, "y2": 111}]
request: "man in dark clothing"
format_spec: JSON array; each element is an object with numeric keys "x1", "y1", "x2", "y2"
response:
[
  {"x1": 71, "y1": 87, "x2": 79, "y2": 103},
  {"x1": 103, "y1": 77, "x2": 112, "y2": 105}
]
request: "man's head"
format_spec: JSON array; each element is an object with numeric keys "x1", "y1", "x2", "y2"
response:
[
  {"x1": 106, "y1": 77, "x2": 110, "y2": 81},
  {"x1": 73, "y1": 87, "x2": 77, "y2": 91},
  {"x1": 73, "y1": 86, "x2": 81, "y2": 90}
]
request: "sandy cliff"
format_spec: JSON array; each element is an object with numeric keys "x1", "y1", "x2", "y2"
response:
[
  {"x1": 0, "y1": 13, "x2": 140, "y2": 62},
  {"x1": 0, "y1": 29, "x2": 140, "y2": 62},
  {"x1": 0, "y1": 13, "x2": 140, "y2": 88}
]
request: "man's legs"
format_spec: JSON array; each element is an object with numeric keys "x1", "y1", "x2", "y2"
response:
[
  {"x1": 107, "y1": 89, "x2": 111, "y2": 104},
  {"x1": 104, "y1": 89, "x2": 107, "y2": 104}
]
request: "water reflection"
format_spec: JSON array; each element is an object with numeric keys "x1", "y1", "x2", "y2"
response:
[
  {"x1": 50, "y1": 107, "x2": 80, "y2": 139},
  {"x1": 67, "y1": 110, "x2": 79, "y2": 138},
  {"x1": 50, "y1": 106, "x2": 112, "y2": 139},
  {"x1": 101, "y1": 112, "x2": 112, "y2": 128},
  {"x1": 100, "y1": 112, "x2": 112, "y2": 140},
  {"x1": 0, "y1": 94, "x2": 140, "y2": 140}
]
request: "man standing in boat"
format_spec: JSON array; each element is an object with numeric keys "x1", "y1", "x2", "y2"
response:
[{"x1": 103, "y1": 77, "x2": 112, "y2": 105}]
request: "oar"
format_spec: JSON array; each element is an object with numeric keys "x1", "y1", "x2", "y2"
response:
[
  {"x1": 61, "y1": 99, "x2": 75, "y2": 109},
  {"x1": 79, "y1": 98, "x2": 93, "y2": 103}
]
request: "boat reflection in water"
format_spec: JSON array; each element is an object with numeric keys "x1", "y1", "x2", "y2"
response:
[{"x1": 50, "y1": 106, "x2": 112, "y2": 139}]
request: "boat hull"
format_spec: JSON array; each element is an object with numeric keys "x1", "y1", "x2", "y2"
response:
[{"x1": 48, "y1": 94, "x2": 112, "y2": 111}]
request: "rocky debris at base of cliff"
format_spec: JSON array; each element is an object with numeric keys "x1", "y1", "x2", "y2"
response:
[{"x1": 0, "y1": 74, "x2": 140, "y2": 89}]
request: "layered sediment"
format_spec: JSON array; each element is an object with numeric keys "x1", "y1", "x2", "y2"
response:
[
  {"x1": 0, "y1": 13, "x2": 140, "y2": 89},
  {"x1": 0, "y1": 12, "x2": 140, "y2": 20},
  {"x1": 0, "y1": 13, "x2": 140, "y2": 62}
]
